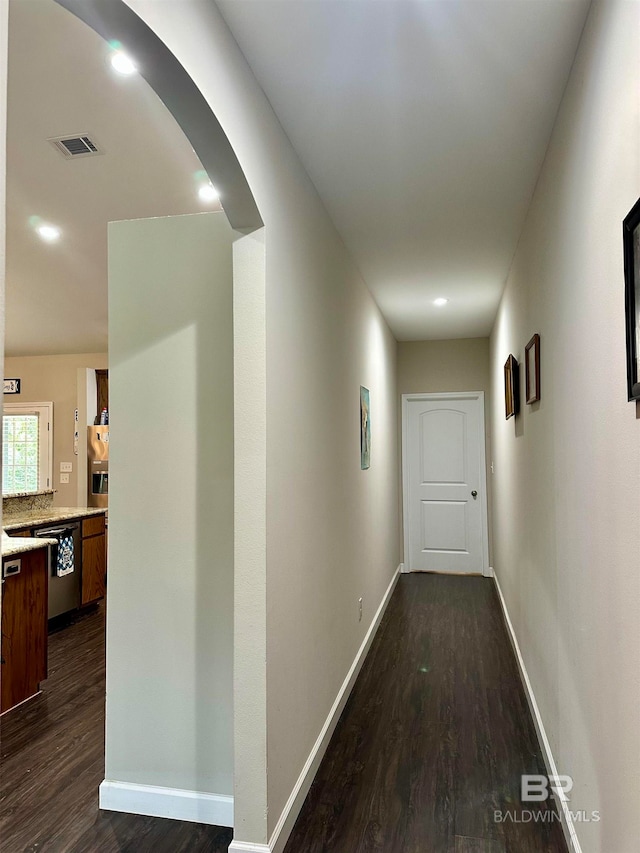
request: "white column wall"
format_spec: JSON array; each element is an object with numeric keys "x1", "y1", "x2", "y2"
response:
[{"x1": 106, "y1": 212, "x2": 234, "y2": 807}]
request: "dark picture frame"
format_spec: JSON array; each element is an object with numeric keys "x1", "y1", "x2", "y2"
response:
[
  {"x1": 525, "y1": 334, "x2": 541, "y2": 404},
  {"x1": 623, "y1": 197, "x2": 640, "y2": 401},
  {"x1": 504, "y1": 355, "x2": 519, "y2": 420},
  {"x1": 3, "y1": 378, "x2": 21, "y2": 395}
]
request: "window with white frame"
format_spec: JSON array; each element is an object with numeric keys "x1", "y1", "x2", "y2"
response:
[{"x1": 2, "y1": 403, "x2": 53, "y2": 493}]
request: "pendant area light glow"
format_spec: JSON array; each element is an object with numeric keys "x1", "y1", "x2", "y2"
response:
[
  {"x1": 111, "y1": 51, "x2": 137, "y2": 76},
  {"x1": 433, "y1": 297, "x2": 449, "y2": 306},
  {"x1": 198, "y1": 183, "x2": 219, "y2": 203},
  {"x1": 36, "y1": 224, "x2": 61, "y2": 243}
]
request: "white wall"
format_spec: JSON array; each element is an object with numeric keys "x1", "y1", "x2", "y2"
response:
[
  {"x1": 232, "y1": 228, "x2": 268, "y2": 834},
  {"x1": 398, "y1": 338, "x2": 491, "y2": 397},
  {"x1": 106, "y1": 212, "x2": 234, "y2": 802},
  {"x1": 489, "y1": 2, "x2": 640, "y2": 851},
  {"x1": 121, "y1": 2, "x2": 401, "y2": 845}
]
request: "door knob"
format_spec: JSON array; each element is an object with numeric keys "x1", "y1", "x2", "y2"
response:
[{"x1": 471, "y1": 490, "x2": 478, "y2": 498}]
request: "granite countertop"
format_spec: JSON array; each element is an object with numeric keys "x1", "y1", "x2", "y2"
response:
[
  {"x1": 3, "y1": 506, "x2": 106, "y2": 532},
  {"x1": 3, "y1": 489, "x2": 55, "y2": 499},
  {"x1": 2, "y1": 533, "x2": 58, "y2": 557}
]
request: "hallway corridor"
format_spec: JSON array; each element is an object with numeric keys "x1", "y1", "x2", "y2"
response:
[
  {"x1": 284, "y1": 574, "x2": 567, "y2": 853},
  {"x1": 0, "y1": 576, "x2": 567, "y2": 852}
]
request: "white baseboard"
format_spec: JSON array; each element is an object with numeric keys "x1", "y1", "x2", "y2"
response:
[
  {"x1": 399, "y1": 562, "x2": 408, "y2": 574},
  {"x1": 492, "y1": 573, "x2": 582, "y2": 853},
  {"x1": 99, "y1": 780, "x2": 234, "y2": 828},
  {"x1": 263, "y1": 565, "x2": 400, "y2": 853},
  {"x1": 228, "y1": 843, "x2": 270, "y2": 853}
]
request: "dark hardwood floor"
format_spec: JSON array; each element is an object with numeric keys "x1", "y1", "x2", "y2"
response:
[
  {"x1": 0, "y1": 575, "x2": 567, "y2": 853},
  {"x1": 283, "y1": 574, "x2": 568, "y2": 853},
  {"x1": 0, "y1": 605, "x2": 232, "y2": 853}
]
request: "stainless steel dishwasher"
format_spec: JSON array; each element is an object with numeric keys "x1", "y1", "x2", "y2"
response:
[{"x1": 34, "y1": 522, "x2": 82, "y2": 619}]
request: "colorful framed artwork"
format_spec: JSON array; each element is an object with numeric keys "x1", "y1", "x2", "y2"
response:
[{"x1": 360, "y1": 386, "x2": 370, "y2": 469}]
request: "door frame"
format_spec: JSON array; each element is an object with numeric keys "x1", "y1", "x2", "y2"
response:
[{"x1": 401, "y1": 391, "x2": 491, "y2": 577}]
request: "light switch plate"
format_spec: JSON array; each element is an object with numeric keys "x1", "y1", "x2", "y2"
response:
[
  {"x1": 3, "y1": 558, "x2": 21, "y2": 578},
  {"x1": 60, "y1": 473, "x2": 70, "y2": 484},
  {"x1": 60, "y1": 462, "x2": 73, "y2": 472}
]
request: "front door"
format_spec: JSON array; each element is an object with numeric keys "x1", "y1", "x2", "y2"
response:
[{"x1": 403, "y1": 392, "x2": 488, "y2": 575}]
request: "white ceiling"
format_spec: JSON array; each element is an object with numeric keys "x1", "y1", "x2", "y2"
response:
[
  {"x1": 6, "y1": 0, "x2": 592, "y2": 355},
  {"x1": 216, "y1": 0, "x2": 591, "y2": 340},
  {"x1": 5, "y1": 0, "x2": 221, "y2": 357}
]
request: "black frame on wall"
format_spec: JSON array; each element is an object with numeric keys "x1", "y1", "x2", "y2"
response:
[
  {"x1": 624, "y1": 197, "x2": 640, "y2": 401},
  {"x1": 504, "y1": 354, "x2": 520, "y2": 420}
]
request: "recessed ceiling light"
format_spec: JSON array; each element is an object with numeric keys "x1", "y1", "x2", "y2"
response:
[
  {"x1": 198, "y1": 183, "x2": 219, "y2": 202},
  {"x1": 36, "y1": 224, "x2": 61, "y2": 243},
  {"x1": 111, "y1": 51, "x2": 137, "y2": 76},
  {"x1": 433, "y1": 297, "x2": 449, "y2": 306}
]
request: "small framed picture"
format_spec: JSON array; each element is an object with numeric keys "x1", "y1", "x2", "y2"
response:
[
  {"x1": 3, "y1": 378, "x2": 21, "y2": 395},
  {"x1": 525, "y1": 334, "x2": 541, "y2": 404},
  {"x1": 623, "y1": 197, "x2": 640, "y2": 401},
  {"x1": 504, "y1": 355, "x2": 519, "y2": 420},
  {"x1": 360, "y1": 386, "x2": 370, "y2": 469}
]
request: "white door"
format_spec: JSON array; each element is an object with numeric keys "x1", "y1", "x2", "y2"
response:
[{"x1": 403, "y1": 392, "x2": 489, "y2": 575}]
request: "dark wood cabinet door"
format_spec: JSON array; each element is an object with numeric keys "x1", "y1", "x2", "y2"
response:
[
  {"x1": 81, "y1": 535, "x2": 106, "y2": 606},
  {"x1": 96, "y1": 369, "x2": 109, "y2": 422},
  {"x1": 1, "y1": 550, "x2": 48, "y2": 714},
  {"x1": 82, "y1": 515, "x2": 105, "y2": 538}
]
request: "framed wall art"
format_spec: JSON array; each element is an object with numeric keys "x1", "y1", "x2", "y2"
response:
[
  {"x1": 525, "y1": 334, "x2": 541, "y2": 404},
  {"x1": 3, "y1": 378, "x2": 21, "y2": 395},
  {"x1": 623, "y1": 197, "x2": 640, "y2": 401},
  {"x1": 360, "y1": 385, "x2": 371, "y2": 469},
  {"x1": 504, "y1": 355, "x2": 519, "y2": 420}
]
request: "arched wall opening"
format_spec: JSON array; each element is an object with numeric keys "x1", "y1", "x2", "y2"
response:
[
  {"x1": 56, "y1": 0, "x2": 263, "y2": 234},
  {"x1": 5, "y1": 4, "x2": 403, "y2": 853},
  {"x1": 47, "y1": 0, "x2": 267, "y2": 834}
]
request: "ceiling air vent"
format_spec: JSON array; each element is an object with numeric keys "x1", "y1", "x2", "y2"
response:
[{"x1": 48, "y1": 133, "x2": 104, "y2": 159}]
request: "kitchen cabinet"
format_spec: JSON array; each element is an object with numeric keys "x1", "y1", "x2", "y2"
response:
[
  {"x1": 6, "y1": 528, "x2": 32, "y2": 537},
  {"x1": 1, "y1": 548, "x2": 48, "y2": 714},
  {"x1": 81, "y1": 515, "x2": 106, "y2": 605}
]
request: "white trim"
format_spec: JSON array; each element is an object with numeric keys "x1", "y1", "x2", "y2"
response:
[
  {"x1": 399, "y1": 562, "x2": 408, "y2": 574},
  {"x1": 228, "y1": 843, "x2": 270, "y2": 853},
  {"x1": 266, "y1": 566, "x2": 400, "y2": 853},
  {"x1": 492, "y1": 573, "x2": 582, "y2": 853},
  {"x1": 99, "y1": 780, "x2": 234, "y2": 827},
  {"x1": 401, "y1": 392, "x2": 490, "y2": 577},
  {"x1": 0, "y1": 690, "x2": 42, "y2": 716},
  {"x1": 3, "y1": 401, "x2": 54, "y2": 491}
]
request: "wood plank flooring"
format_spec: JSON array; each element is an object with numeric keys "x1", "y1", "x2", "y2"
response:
[
  {"x1": 283, "y1": 574, "x2": 568, "y2": 853},
  {"x1": 0, "y1": 575, "x2": 567, "y2": 853},
  {"x1": 0, "y1": 605, "x2": 232, "y2": 853}
]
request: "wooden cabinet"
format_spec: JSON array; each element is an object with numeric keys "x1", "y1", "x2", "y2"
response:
[
  {"x1": 81, "y1": 515, "x2": 106, "y2": 606},
  {"x1": 1, "y1": 548, "x2": 48, "y2": 714}
]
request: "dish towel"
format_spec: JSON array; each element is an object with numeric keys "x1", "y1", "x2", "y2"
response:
[{"x1": 56, "y1": 533, "x2": 75, "y2": 577}]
